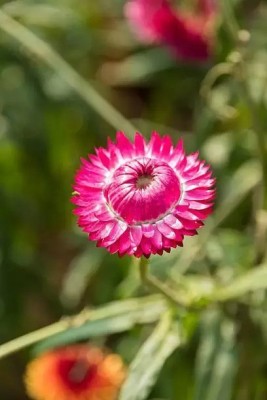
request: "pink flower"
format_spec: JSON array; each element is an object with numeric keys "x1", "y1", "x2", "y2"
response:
[
  {"x1": 72, "y1": 132, "x2": 215, "y2": 258},
  {"x1": 124, "y1": 0, "x2": 218, "y2": 62}
]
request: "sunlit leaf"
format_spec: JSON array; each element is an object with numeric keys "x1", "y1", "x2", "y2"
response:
[
  {"x1": 119, "y1": 312, "x2": 181, "y2": 400},
  {"x1": 34, "y1": 295, "x2": 168, "y2": 354},
  {"x1": 60, "y1": 246, "x2": 105, "y2": 308},
  {"x1": 214, "y1": 263, "x2": 267, "y2": 301},
  {"x1": 194, "y1": 310, "x2": 237, "y2": 400}
]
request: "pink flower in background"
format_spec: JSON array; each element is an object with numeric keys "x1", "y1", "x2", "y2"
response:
[
  {"x1": 72, "y1": 132, "x2": 215, "y2": 258},
  {"x1": 124, "y1": 0, "x2": 218, "y2": 62}
]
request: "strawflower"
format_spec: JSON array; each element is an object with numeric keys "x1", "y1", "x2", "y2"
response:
[
  {"x1": 25, "y1": 345, "x2": 126, "y2": 400},
  {"x1": 124, "y1": 0, "x2": 218, "y2": 61},
  {"x1": 72, "y1": 132, "x2": 215, "y2": 258}
]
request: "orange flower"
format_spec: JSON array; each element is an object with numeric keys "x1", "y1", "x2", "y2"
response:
[{"x1": 24, "y1": 345, "x2": 126, "y2": 400}]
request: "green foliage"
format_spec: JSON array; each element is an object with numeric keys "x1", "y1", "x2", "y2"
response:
[
  {"x1": 119, "y1": 312, "x2": 181, "y2": 400},
  {"x1": 194, "y1": 311, "x2": 237, "y2": 400}
]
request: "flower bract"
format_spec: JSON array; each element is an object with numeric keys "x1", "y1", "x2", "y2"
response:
[
  {"x1": 25, "y1": 345, "x2": 126, "y2": 400},
  {"x1": 72, "y1": 132, "x2": 215, "y2": 258}
]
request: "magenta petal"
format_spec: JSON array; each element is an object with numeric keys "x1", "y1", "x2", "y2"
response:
[
  {"x1": 89, "y1": 230, "x2": 102, "y2": 241},
  {"x1": 99, "y1": 222, "x2": 116, "y2": 239},
  {"x1": 86, "y1": 220, "x2": 106, "y2": 233},
  {"x1": 129, "y1": 226, "x2": 142, "y2": 246},
  {"x1": 142, "y1": 224, "x2": 155, "y2": 238},
  {"x1": 94, "y1": 209, "x2": 113, "y2": 222},
  {"x1": 176, "y1": 216, "x2": 200, "y2": 230},
  {"x1": 134, "y1": 132, "x2": 146, "y2": 156},
  {"x1": 160, "y1": 135, "x2": 173, "y2": 160},
  {"x1": 116, "y1": 131, "x2": 134, "y2": 158},
  {"x1": 147, "y1": 131, "x2": 162, "y2": 157},
  {"x1": 140, "y1": 237, "x2": 152, "y2": 255},
  {"x1": 157, "y1": 221, "x2": 176, "y2": 239},
  {"x1": 185, "y1": 188, "x2": 215, "y2": 201},
  {"x1": 187, "y1": 201, "x2": 213, "y2": 210},
  {"x1": 175, "y1": 210, "x2": 199, "y2": 221},
  {"x1": 96, "y1": 148, "x2": 111, "y2": 169},
  {"x1": 108, "y1": 241, "x2": 120, "y2": 254},
  {"x1": 101, "y1": 222, "x2": 128, "y2": 246},
  {"x1": 164, "y1": 214, "x2": 183, "y2": 230},
  {"x1": 134, "y1": 247, "x2": 144, "y2": 258},
  {"x1": 118, "y1": 231, "x2": 132, "y2": 254},
  {"x1": 151, "y1": 228, "x2": 163, "y2": 250}
]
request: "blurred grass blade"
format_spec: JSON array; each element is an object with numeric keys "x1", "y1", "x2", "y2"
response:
[
  {"x1": 60, "y1": 247, "x2": 105, "y2": 308},
  {"x1": 212, "y1": 160, "x2": 261, "y2": 227},
  {"x1": 119, "y1": 312, "x2": 181, "y2": 400},
  {"x1": 194, "y1": 310, "x2": 237, "y2": 400},
  {"x1": 194, "y1": 310, "x2": 221, "y2": 400},
  {"x1": 214, "y1": 263, "x2": 267, "y2": 301},
  {"x1": 0, "y1": 9, "x2": 136, "y2": 135},
  {"x1": 34, "y1": 295, "x2": 167, "y2": 354}
]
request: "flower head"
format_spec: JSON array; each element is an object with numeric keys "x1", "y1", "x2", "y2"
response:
[
  {"x1": 124, "y1": 0, "x2": 218, "y2": 61},
  {"x1": 25, "y1": 345, "x2": 126, "y2": 400},
  {"x1": 72, "y1": 132, "x2": 215, "y2": 258}
]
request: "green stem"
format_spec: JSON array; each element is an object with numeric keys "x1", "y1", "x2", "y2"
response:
[
  {"x1": 139, "y1": 257, "x2": 188, "y2": 307},
  {"x1": 217, "y1": 0, "x2": 267, "y2": 257},
  {"x1": 221, "y1": 0, "x2": 267, "y2": 208},
  {"x1": 233, "y1": 58, "x2": 267, "y2": 192},
  {"x1": 222, "y1": 0, "x2": 240, "y2": 42},
  {"x1": 0, "y1": 295, "x2": 166, "y2": 360},
  {"x1": 0, "y1": 9, "x2": 137, "y2": 136},
  {"x1": 233, "y1": 59, "x2": 267, "y2": 262},
  {"x1": 222, "y1": 0, "x2": 266, "y2": 181},
  {"x1": 200, "y1": 62, "x2": 237, "y2": 120},
  {"x1": 0, "y1": 317, "x2": 73, "y2": 360}
]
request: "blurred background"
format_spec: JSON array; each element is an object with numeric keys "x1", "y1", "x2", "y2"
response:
[{"x1": 1, "y1": 0, "x2": 267, "y2": 399}]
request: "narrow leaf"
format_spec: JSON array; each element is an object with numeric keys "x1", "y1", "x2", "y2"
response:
[
  {"x1": 194, "y1": 311, "x2": 237, "y2": 400},
  {"x1": 119, "y1": 313, "x2": 181, "y2": 400},
  {"x1": 214, "y1": 263, "x2": 267, "y2": 301},
  {"x1": 60, "y1": 246, "x2": 104, "y2": 308},
  {"x1": 34, "y1": 295, "x2": 167, "y2": 354}
]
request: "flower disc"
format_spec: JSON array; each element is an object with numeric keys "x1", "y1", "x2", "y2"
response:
[
  {"x1": 104, "y1": 157, "x2": 181, "y2": 224},
  {"x1": 72, "y1": 131, "x2": 215, "y2": 258}
]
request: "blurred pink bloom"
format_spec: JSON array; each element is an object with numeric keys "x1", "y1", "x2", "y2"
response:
[
  {"x1": 72, "y1": 132, "x2": 215, "y2": 258},
  {"x1": 124, "y1": 0, "x2": 218, "y2": 61}
]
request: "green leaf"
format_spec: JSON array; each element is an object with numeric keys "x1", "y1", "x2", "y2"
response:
[
  {"x1": 194, "y1": 310, "x2": 237, "y2": 400},
  {"x1": 119, "y1": 312, "x2": 181, "y2": 400},
  {"x1": 60, "y1": 246, "x2": 105, "y2": 308},
  {"x1": 215, "y1": 160, "x2": 261, "y2": 224},
  {"x1": 34, "y1": 295, "x2": 167, "y2": 354},
  {"x1": 214, "y1": 263, "x2": 267, "y2": 301}
]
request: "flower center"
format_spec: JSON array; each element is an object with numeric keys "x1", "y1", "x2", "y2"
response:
[
  {"x1": 58, "y1": 357, "x2": 97, "y2": 392},
  {"x1": 104, "y1": 157, "x2": 181, "y2": 224},
  {"x1": 136, "y1": 173, "x2": 154, "y2": 189}
]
